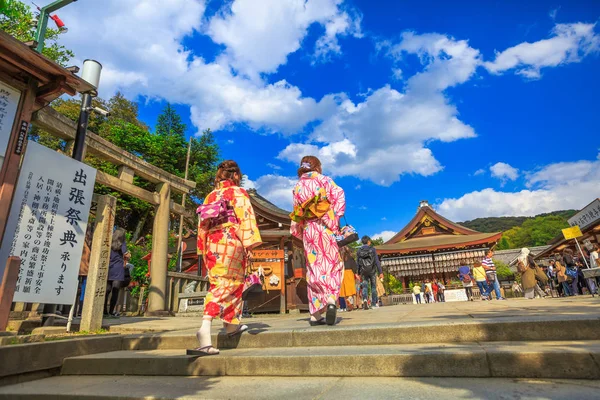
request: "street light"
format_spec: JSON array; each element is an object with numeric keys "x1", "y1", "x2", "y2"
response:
[
  {"x1": 33, "y1": 0, "x2": 77, "y2": 53},
  {"x1": 72, "y1": 59, "x2": 103, "y2": 162}
]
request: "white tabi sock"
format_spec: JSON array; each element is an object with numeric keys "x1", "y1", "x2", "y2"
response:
[
  {"x1": 196, "y1": 318, "x2": 212, "y2": 348},
  {"x1": 309, "y1": 311, "x2": 323, "y2": 322}
]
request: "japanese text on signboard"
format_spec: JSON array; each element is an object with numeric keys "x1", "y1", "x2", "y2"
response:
[{"x1": 0, "y1": 142, "x2": 96, "y2": 304}]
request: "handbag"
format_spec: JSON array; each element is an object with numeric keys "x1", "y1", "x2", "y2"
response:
[
  {"x1": 336, "y1": 216, "x2": 359, "y2": 248},
  {"x1": 565, "y1": 266, "x2": 578, "y2": 279},
  {"x1": 196, "y1": 199, "x2": 237, "y2": 229},
  {"x1": 516, "y1": 260, "x2": 528, "y2": 273},
  {"x1": 242, "y1": 261, "x2": 264, "y2": 300}
]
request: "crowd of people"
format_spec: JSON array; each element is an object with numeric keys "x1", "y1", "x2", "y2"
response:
[
  {"x1": 412, "y1": 279, "x2": 446, "y2": 303},
  {"x1": 187, "y1": 155, "x2": 600, "y2": 356}
]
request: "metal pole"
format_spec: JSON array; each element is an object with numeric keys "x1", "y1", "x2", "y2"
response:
[
  {"x1": 574, "y1": 238, "x2": 590, "y2": 269},
  {"x1": 72, "y1": 93, "x2": 91, "y2": 162},
  {"x1": 65, "y1": 285, "x2": 77, "y2": 332},
  {"x1": 175, "y1": 137, "x2": 192, "y2": 272}
]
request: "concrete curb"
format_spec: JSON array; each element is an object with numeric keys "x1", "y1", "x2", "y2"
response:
[
  {"x1": 0, "y1": 335, "x2": 122, "y2": 379},
  {"x1": 60, "y1": 341, "x2": 600, "y2": 379},
  {"x1": 121, "y1": 318, "x2": 600, "y2": 350}
]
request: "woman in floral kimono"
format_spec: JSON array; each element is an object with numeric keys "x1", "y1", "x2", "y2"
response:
[
  {"x1": 291, "y1": 156, "x2": 345, "y2": 326},
  {"x1": 190, "y1": 160, "x2": 262, "y2": 356}
]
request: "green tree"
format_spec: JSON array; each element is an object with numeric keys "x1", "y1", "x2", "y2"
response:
[
  {"x1": 371, "y1": 237, "x2": 385, "y2": 246},
  {"x1": 0, "y1": 0, "x2": 74, "y2": 65},
  {"x1": 494, "y1": 260, "x2": 514, "y2": 280}
]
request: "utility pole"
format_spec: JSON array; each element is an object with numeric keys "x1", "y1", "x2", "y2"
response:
[
  {"x1": 176, "y1": 137, "x2": 192, "y2": 272},
  {"x1": 33, "y1": 0, "x2": 77, "y2": 53}
]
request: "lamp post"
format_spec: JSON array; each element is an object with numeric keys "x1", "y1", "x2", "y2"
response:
[
  {"x1": 33, "y1": 0, "x2": 77, "y2": 53},
  {"x1": 72, "y1": 59, "x2": 102, "y2": 161}
]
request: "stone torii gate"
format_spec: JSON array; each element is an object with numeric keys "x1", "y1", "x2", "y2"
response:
[{"x1": 30, "y1": 107, "x2": 196, "y2": 318}]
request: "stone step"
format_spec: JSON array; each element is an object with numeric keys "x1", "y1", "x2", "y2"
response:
[
  {"x1": 121, "y1": 317, "x2": 600, "y2": 350},
  {"x1": 2, "y1": 376, "x2": 600, "y2": 400},
  {"x1": 62, "y1": 340, "x2": 600, "y2": 379}
]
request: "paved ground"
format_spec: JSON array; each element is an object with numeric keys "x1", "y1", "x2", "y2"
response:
[
  {"x1": 1, "y1": 376, "x2": 600, "y2": 399},
  {"x1": 79, "y1": 296, "x2": 600, "y2": 335}
]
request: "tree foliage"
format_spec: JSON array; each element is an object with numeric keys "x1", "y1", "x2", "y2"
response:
[
  {"x1": 460, "y1": 210, "x2": 577, "y2": 234},
  {"x1": 1, "y1": 0, "x2": 74, "y2": 66},
  {"x1": 30, "y1": 95, "x2": 220, "y2": 239},
  {"x1": 495, "y1": 215, "x2": 572, "y2": 250}
]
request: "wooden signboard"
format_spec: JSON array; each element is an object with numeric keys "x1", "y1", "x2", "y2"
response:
[
  {"x1": 250, "y1": 249, "x2": 285, "y2": 313},
  {"x1": 249, "y1": 261, "x2": 283, "y2": 291},
  {"x1": 252, "y1": 249, "x2": 284, "y2": 259}
]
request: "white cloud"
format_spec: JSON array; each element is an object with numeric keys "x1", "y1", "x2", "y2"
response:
[
  {"x1": 226, "y1": 139, "x2": 234, "y2": 144},
  {"x1": 474, "y1": 168, "x2": 486, "y2": 176},
  {"x1": 246, "y1": 174, "x2": 297, "y2": 210},
  {"x1": 549, "y1": 7, "x2": 560, "y2": 21},
  {"x1": 355, "y1": 184, "x2": 361, "y2": 190},
  {"x1": 279, "y1": 31, "x2": 480, "y2": 185},
  {"x1": 358, "y1": 205, "x2": 367, "y2": 210},
  {"x1": 484, "y1": 23, "x2": 600, "y2": 79},
  {"x1": 371, "y1": 230, "x2": 396, "y2": 243},
  {"x1": 391, "y1": 68, "x2": 403, "y2": 81},
  {"x1": 437, "y1": 156, "x2": 600, "y2": 221},
  {"x1": 381, "y1": 217, "x2": 387, "y2": 221},
  {"x1": 490, "y1": 162, "x2": 519, "y2": 182},
  {"x1": 241, "y1": 174, "x2": 255, "y2": 189},
  {"x1": 266, "y1": 163, "x2": 282, "y2": 171},
  {"x1": 56, "y1": 0, "x2": 345, "y2": 134},
  {"x1": 208, "y1": 0, "x2": 361, "y2": 77}
]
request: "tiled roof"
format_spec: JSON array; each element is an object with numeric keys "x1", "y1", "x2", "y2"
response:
[{"x1": 377, "y1": 232, "x2": 501, "y2": 254}]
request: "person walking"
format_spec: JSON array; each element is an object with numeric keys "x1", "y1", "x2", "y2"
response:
[
  {"x1": 434, "y1": 279, "x2": 445, "y2": 302},
  {"x1": 412, "y1": 283, "x2": 422, "y2": 304},
  {"x1": 357, "y1": 236, "x2": 383, "y2": 310},
  {"x1": 424, "y1": 283, "x2": 431, "y2": 303},
  {"x1": 562, "y1": 248, "x2": 579, "y2": 296},
  {"x1": 458, "y1": 265, "x2": 474, "y2": 301},
  {"x1": 482, "y1": 249, "x2": 505, "y2": 300},
  {"x1": 472, "y1": 261, "x2": 491, "y2": 300},
  {"x1": 339, "y1": 246, "x2": 358, "y2": 311},
  {"x1": 554, "y1": 256, "x2": 572, "y2": 296},
  {"x1": 517, "y1": 248, "x2": 548, "y2": 299},
  {"x1": 290, "y1": 156, "x2": 346, "y2": 325},
  {"x1": 105, "y1": 228, "x2": 130, "y2": 317},
  {"x1": 191, "y1": 161, "x2": 262, "y2": 356}
]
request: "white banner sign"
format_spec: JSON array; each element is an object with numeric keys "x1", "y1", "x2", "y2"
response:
[
  {"x1": 568, "y1": 199, "x2": 600, "y2": 231},
  {"x1": 0, "y1": 81, "x2": 22, "y2": 169},
  {"x1": 0, "y1": 141, "x2": 96, "y2": 304},
  {"x1": 444, "y1": 288, "x2": 469, "y2": 302}
]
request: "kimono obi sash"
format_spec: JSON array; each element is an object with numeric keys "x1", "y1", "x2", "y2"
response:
[
  {"x1": 197, "y1": 199, "x2": 238, "y2": 229},
  {"x1": 289, "y1": 192, "x2": 331, "y2": 223}
]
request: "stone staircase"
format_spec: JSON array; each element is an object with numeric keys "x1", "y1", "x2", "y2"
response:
[
  {"x1": 2, "y1": 316, "x2": 600, "y2": 399},
  {"x1": 59, "y1": 317, "x2": 600, "y2": 379}
]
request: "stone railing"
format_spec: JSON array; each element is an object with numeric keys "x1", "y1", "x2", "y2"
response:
[{"x1": 166, "y1": 272, "x2": 209, "y2": 313}]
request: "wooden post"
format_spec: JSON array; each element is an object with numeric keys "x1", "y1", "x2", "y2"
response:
[
  {"x1": 80, "y1": 194, "x2": 116, "y2": 332},
  {"x1": 0, "y1": 257, "x2": 20, "y2": 331},
  {"x1": 0, "y1": 79, "x2": 36, "y2": 247},
  {"x1": 147, "y1": 183, "x2": 171, "y2": 314}
]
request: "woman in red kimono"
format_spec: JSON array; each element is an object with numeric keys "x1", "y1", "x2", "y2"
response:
[{"x1": 190, "y1": 160, "x2": 262, "y2": 356}]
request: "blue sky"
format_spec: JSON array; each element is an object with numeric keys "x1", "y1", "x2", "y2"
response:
[{"x1": 52, "y1": 0, "x2": 600, "y2": 242}]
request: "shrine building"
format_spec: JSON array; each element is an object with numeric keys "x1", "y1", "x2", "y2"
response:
[{"x1": 376, "y1": 200, "x2": 502, "y2": 287}]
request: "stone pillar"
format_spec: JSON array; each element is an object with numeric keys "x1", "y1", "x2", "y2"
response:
[
  {"x1": 147, "y1": 183, "x2": 171, "y2": 314},
  {"x1": 80, "y1": 194, "x2": 116, "y2": 332}
]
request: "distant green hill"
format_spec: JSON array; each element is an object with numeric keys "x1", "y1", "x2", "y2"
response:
[
  {"x1": 459, "y1": 210, "x2": 577, "y2": 233},
  {"x1": 459, "y1": 210, "x2": 578, "y2": 250}
]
